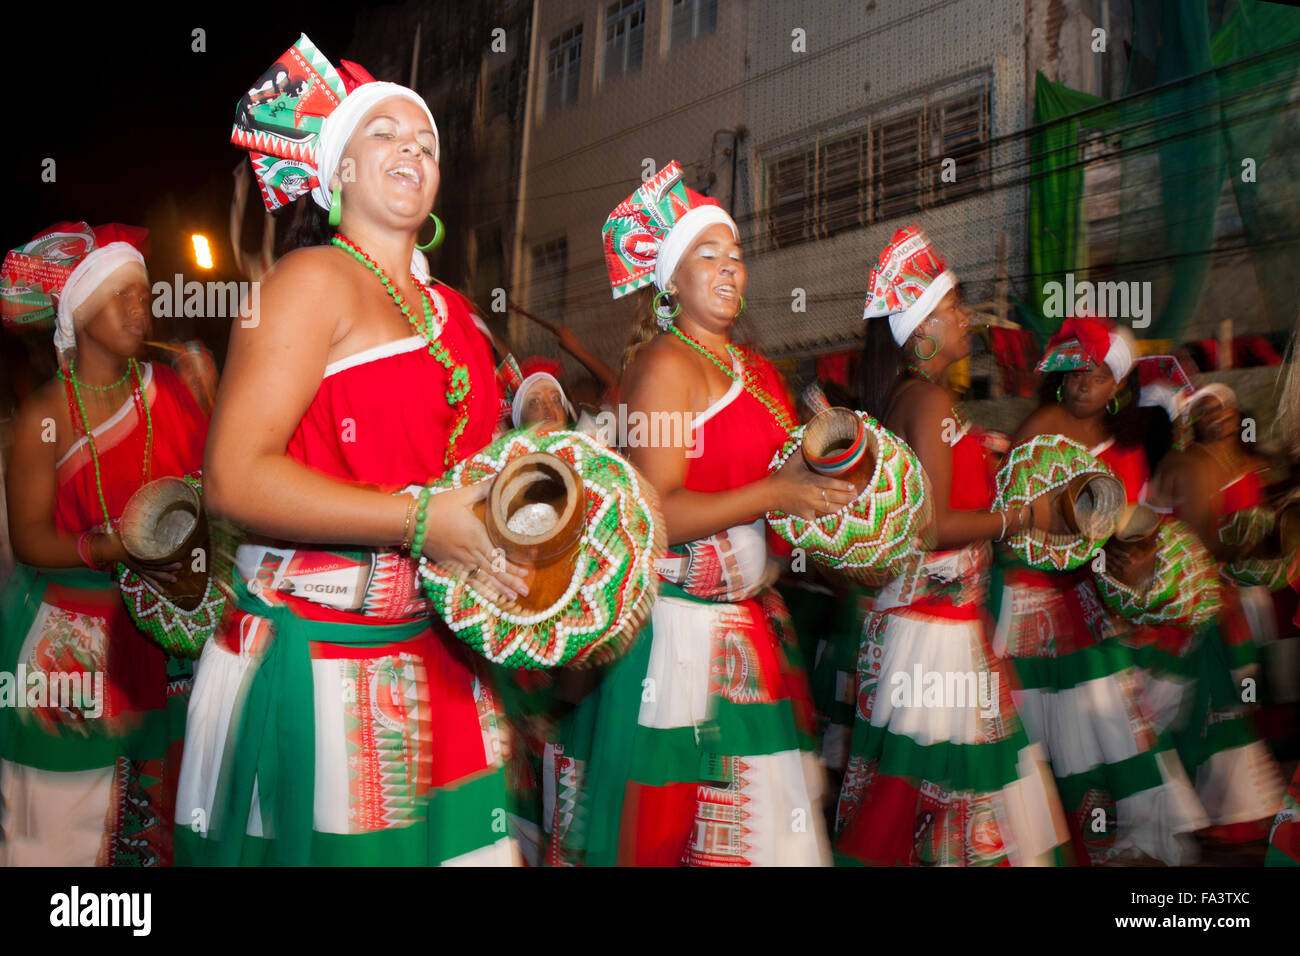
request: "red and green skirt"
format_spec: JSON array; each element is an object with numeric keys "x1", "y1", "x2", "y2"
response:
[
  {"x1": 546, "y1": 583, "x2": 831, "y2": 866},
  {"x1": 174, "y1": 570, "x2": 518, "y2": 866},
  {"x1": 990, "y1": 564, "x2": 1207, "y2": 864}
]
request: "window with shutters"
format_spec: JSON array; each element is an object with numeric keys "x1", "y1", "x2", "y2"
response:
[
  {"x1": 819, "y1": 133, "x2": 868, "y2": 237},
  {"x1": 928, "y1": 86, "x2": 989, "y2": 203},
  {"x1": 546, "y1": 24, "x2": 582, "y2": 110},
  {"x1": 873, "y1": 110, "x2": 924, "y2": 220},
  {"x1": 670, "y1": 0, "x2": 718, "y2": 48},
  {"x1": 604, "y1": 0, "x2": 645, "y2": 83},
  {"x1": 763, "y1": 75, "x2": 990, "y2": 249},
  {"x1": 767, "y1": 149, "x2": 815, "y2": 248}
]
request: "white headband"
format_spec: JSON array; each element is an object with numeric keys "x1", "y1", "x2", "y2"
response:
[
  {"x1": 54, "y1": 243, "x2": 147, "y2": 354},
  {"x1": 310, "y1": 82, "x2": 440, "y2": 211},
  {"x1": 887, "y1": 270, "x2": 956, "y2": 346},
  {"x1": 653, "y1": 204, "x2": 738, "y2": 292},
  {"x1": 1184, "y1": 383, "x2": 1237, "y2": 418},
  {"x1": 512, "y1": 372, "x2": 574, "y2": 429},
  {"x1": 1103, "y1": 328, "x2": 1135, "y2": 382}
]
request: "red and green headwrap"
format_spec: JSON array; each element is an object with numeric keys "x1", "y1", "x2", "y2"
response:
[
  {"x1": 1036, "y1": 316, "x2": 1134, "y2": 382},
  {"x1": 602, "y1": 160, "x2": 735, "y2": 298},
  {"x1": 232, "y1": 33, "x2": 438, "y2": 212}
]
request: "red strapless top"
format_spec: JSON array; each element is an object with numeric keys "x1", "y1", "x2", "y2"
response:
[
  {"x1": 1095, "y1": 438, "x2": 1148, "y2": 504},
  {"x1": 949, "y1": 423, "x2": 996, "y2": 511},
  {"x1": 682, "y1": 348, "x2": 794, "y2": 495},
  {"x1": 285, "y1": 286, "x2": 500, "y2": 487},
  {"x1": 54, "y1": 363, "x2": 209, "y2": 533},
  {"x1": 1219, "y1": 468, "x2": 1264, "y2": 515}
]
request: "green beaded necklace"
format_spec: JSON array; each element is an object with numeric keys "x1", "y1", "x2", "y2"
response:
[
  {"x1": 331, "y1": 234, "x2": 471, "y2": 469},
  {"x1": 667, "y1": 324, "x2": 797, "y2": 434},
  {"x1": 63, "y1": 357, "x2": 154, "y2": 532},
  {"x1": 59, "y1": 356, "x2": 132, "y2": 391}
]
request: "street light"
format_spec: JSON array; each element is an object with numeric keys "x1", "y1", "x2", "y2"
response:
[{"x1": 192, "y1": 234, "x2": 214, "y2": 270}]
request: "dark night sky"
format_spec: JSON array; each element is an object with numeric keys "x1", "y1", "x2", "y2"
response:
[{"x1": 3, "y1": 4, "x2": 388, "y2": 271}]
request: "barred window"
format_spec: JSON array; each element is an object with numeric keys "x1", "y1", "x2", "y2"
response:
[
  {"x1": 546, "y1": 24, "x2": 582, "y2": 110},
  {"x1": 670, "y1": 0, "x2": 718, "y2": 48},
  {"x1": 604, "y1": 0, "x2": 645, "y2": 83}
]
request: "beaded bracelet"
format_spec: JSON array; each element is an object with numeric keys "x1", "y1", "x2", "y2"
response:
[{"x1": 409, "y1": 485, "x2": 432, "y2": 558}]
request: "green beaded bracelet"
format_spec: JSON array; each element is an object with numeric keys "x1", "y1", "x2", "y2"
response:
[{"x1": 410, "y1": 485, "x2": 432, "y2": 558}]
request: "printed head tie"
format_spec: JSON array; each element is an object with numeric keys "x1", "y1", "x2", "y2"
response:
[
  {"x1": 232, "y1": 33, "x2": 439, "y2": 213},
  {"x1": 863, "y1": 223, "x2": 956, "y2": 346},
  {"x1": 1036, "y1": 315, "x2": 1135, "y2": 383},
  {"x1": 1, "y1": 221, "x2": 149, "y2": 357},
  {"x1": 603, "y1": 160, "x2": 737, "y2": 299}
]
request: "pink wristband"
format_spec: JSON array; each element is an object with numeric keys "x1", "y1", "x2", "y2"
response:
[{"x1": 77, "y1": 531, "x2": 99, "y2": 569}]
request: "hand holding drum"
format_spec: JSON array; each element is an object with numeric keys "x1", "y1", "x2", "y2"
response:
[{"x1": 118, "y1": 477, "x2": 209, "y2": 609}]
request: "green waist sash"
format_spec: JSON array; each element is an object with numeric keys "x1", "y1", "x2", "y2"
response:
[{"x1": 199, "y1": 568, "x2": 429, "y2": 866}]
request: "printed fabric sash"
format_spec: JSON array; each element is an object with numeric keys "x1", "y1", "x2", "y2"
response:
[
  {"x1": 872, "y1": 543, "x2": 989, "y2": 621},
  {"x1": 234, "y1": 541, "x2": 426, "y2": 620},
  {"x1": 197, "y1": 567, "x2": 428, "y2": 866}
]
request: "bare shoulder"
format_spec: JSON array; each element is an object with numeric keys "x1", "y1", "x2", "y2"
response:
[
  {"x1": 11, "y1": 378, "x2": 63, "y2": 453},
  {"x1": 237, "y1": 245, "x2": 359, "y2": 349},
  {"x1": 1014, "y1": 403, "x2": 1066, "y2": 442},
  {"x1": 624, "y1": 334, "x2": 699, "y2": 405}
]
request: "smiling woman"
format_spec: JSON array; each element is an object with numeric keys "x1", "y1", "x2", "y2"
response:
[
  {"x1": 173, "y1": 34, "x2": 526, "y2": 868},
  {"x1": 546, "y1": 160, "x2": 847, "y2": 867}
]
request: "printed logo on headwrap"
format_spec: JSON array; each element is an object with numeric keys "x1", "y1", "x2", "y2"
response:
[
  {"x1": 863, "y1": 224, "x2": 947, "y2": 320},
  {"x1": 0, "y1": 222, "x2": 97, "y2": 330},
  {"x1": 232, "y1": 34, "x2": 347, "y2": 212},
  {"x1": 602, "y1": 160, "x2": 699, "y2": 299}
]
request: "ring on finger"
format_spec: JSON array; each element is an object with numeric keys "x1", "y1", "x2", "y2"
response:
[{"x1": 468, "y1": 565, "x2": 480, "y2": 579}]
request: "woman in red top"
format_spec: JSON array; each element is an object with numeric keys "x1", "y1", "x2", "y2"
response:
[
  {"x1": 998, "y1": 318, "x2": 1207, "y2": 864},
  {"x1": 1, "y1": 222, "x2": 208, "y2": 865},
  {"x1": 834, "y1": 225, "x2": 1067, "y2": 866},
  {"x1": 1146, "y1": 384, "x2": 1285, "y2": 842},
  {"x1": 546, "y1": 161, "x2": 852, "y2": 866},
  {"x1": 174, "y1": 36, "x2": 528, "y2": 866}
]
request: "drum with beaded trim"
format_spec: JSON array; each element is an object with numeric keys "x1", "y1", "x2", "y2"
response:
[
  {"x1": 418, "y1": 426, "x2": 664, "y2": 669},
  {"x1": 766, "y1": 410, "x2": 934, "y2": 585}
]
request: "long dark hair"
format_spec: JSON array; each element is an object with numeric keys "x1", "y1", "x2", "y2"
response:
[
  {"x1": 856, "y1": 316, "x2": 905, "y2": 422},
  {"x1": 281, "y1": 200, "x2": 335, "y2": 253}
]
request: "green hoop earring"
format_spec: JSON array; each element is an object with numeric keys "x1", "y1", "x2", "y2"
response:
[
  {"x1": 1107, "y1": 395, "x2": 1120, "y2": 415},
  {"x1": 737, "y1": 295, "x2": 747, "y2": 316},
  {"x1": 328, "y1": 185, "x2": 342, "y2": 227},
  {"x1": 1056, "y1": 383, "x2": 1064, "y2": 404},
  {"x1": 416, "y1": 213, "x2": 445, "y2": 252},
  {"x1": 914, "y1": 334, "x2": 941, "y2": 361},
  {"x1": 653, "y1": 289, "x2": 681, "y2": 329}
]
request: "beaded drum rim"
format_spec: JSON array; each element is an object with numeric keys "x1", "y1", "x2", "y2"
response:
[
  {"x1": 118, "y1": 562, "x2": 227, "y2": 660},
  {"x1": 1095, "y1": 518, "x2": 1221, "y2": 627},
  {"x1": 418, "y1": 427, "x2": 664, "y2": 669},
  {"x1": 993, "y1": 434, "x2": 1123, "y2": 572},
  {"x1": 1223, "y1": 553, "x2": 1299, "y2": 592},
  {"x1": 767, "y1": 411, "x2": 934, "y2": 583}
]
